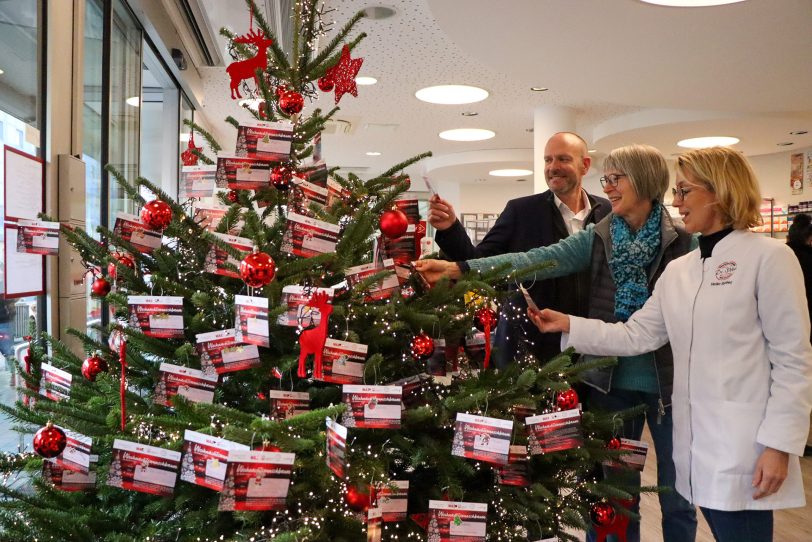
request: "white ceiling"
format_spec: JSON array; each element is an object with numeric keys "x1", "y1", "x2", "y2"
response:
[{"x1": 195, "y1": 0, "x2": 812, "y2": 189}]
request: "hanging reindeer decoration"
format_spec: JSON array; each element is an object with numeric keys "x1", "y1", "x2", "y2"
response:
[{"x1": 226, "y1": 28, "x2": 273, "y2": 99}]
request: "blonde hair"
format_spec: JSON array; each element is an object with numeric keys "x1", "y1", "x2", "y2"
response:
[
  {"x1": 603, "y1": 144, "x2": 669, "y2": 202},
  {"x1": 676, "y1": 147, "x2": 762, "y2": 230}
]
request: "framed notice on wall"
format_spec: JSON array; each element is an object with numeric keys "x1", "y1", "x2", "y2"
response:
[
  {"x1": 4, "y1": 225, "x2": 45, "y2": 298},
  {"x1": 4, "y1": 145, "x2": 45, "y2": 222}
]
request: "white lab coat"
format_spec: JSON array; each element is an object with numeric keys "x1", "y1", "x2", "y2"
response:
[{"x1": 563, "y1": 230, "x2": 812, "y2": 511}]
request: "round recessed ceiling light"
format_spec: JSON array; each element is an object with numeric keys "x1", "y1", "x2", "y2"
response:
[
  {"x1": 366, "y1": 151, "x2": 382, "y2": 156},
  {"x1": 490, "y1": 168, "x2": 534, "y2": 177},
  {"x1": 530, "y1": 87, "x2": 548, "y2": 92},
  {"x1": 677, "y1": 136, "x2": 739, "y2": 148},
  {"x1": 439, "y1": 128, "x2": 495, "y2": 141},
  {"x1": 356, "y1": 76, "x2": 377, "y2": 86},
  {"x1": 0, "y1": 69, "x2": 4, "y2": 75},
  {"x1": 363, "y1": 6, "x2": 396, "y2": 19},
  {"x1": 588, "y1": 149, "x2": 597, "y2": 154},
  {"x1": 640, "y1": 0, "x2": 747, "y2": 6},
  {"x1": 777, "y1": 142, "x2": 795, "y2": 147},
  {"x1": 125, "y1": 96, "x2": 140, "y2": 107},
  {"x1": 789, "y1": 130, "x2": 808, "y2": 135},
  {"x1": 416, "y1": 85, "x2": 489, "y2": 105}
]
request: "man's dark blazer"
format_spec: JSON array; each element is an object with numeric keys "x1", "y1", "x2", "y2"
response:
[{"x1": 435, "y1": 190, "x2": 611, "y2": 365}]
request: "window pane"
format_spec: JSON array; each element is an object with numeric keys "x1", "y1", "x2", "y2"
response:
[{"x1": 0, "y1": 0, "x2": 42, "y2": 453}]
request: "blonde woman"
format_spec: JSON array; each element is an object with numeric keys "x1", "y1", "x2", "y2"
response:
[{"x1": 529, "y1": 147, "x2": 812, "y2": 542}]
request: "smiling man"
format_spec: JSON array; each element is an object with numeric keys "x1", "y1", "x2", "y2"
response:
[{"x1": 427, "y1": 132, "x2": 610, "y2": 366}]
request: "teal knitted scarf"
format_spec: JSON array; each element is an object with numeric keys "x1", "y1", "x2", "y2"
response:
[{"x1": 609, "y1": 204, "x2": 662, "y2": 321}]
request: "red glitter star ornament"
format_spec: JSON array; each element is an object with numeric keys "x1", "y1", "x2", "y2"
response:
[
  {"x1": 181, "y1": 132, "x2": 202, "y2": 166},
  {"x1": 325, "y1": 44, "x2": 363, "y2": 104}
]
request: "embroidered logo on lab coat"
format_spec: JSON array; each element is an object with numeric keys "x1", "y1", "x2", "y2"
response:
[{"x1": 712, "y1": 261, "x2": 737, "y2": 285}]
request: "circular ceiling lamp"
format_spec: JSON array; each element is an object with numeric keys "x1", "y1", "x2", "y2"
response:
[
  {"x1": 677, "y1": 136, "x2": 739, "y2": 148},
  {"x1": 639, "y1": 0, "x2": 746, "y2": 5},
  {"x1": 489, "y1": 169, "x2": 533, "y2": 177},
  {"x1": 356, "y1": 76, "x2": 377, "y2": 85},
  {"x1": 439, "y1": 128, "x2": 495, "y2": 141},
  {"x1": 416, "y1": 85, "x2": 489, "y2": 105}
]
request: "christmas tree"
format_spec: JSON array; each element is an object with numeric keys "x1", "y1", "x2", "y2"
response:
[{"x1": 0, "y1": 2, "x2": 642, "y2": 540}]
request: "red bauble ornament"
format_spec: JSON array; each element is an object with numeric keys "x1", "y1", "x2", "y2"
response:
[
  {"x1": 590, "y1": 502, "x2": 617, "y2": 527},
  {"x1": 140, "y1": 199, "x2": 173, "y2": 230},
  {"x1": 255, "y1": 441, "x2": 281, "y2": 452},
  {"x1": 91, "y1": 277, "x2": 111, "y2": 298},
  {"x1": 607, "y1": 437, "x2": 622, "y2": 450},
  {"x1": 345, "y1": 484, "x2": 375, "y2": 512},
  {"x1": 81, "y1": 354, "x2": 109, "y2": 382},
  {"x1": 271, "y1": 165, "x2": 293, "y2": 191},
  {"x1": 474, "y1": 307, "x2": 498, "y2": 332},
  {"x1": 258, "y1": 101, "x2": 269, "y2": 119},
  {"x1": 33, "y1": 423, "x2": 67, "y2": 459},
  {"x1": 108, "y1": 252, "x2": 135, "y2": 280},
  {"x1": 556, "y1": 388, "x2": 579, "y2": 411},
  {"x1": 181, "y1": 133, "x2": 202, "y2": 166},
  {"x1": 239, "y1": 251, "x2": 276, "y2": 288},
  {"x1": 275, "y1": 84, "x2": 288, "y2": 97},
  {"x1": 317, "y1": 76, "x2": 334, "y2": 92},
  {"x1": 380, "y1": 209, "x2": 409, "y2": 239},
  {"x1": 227, "y1": 190, "x2": 240, "y2": 203},
  {"x1": 279, "y1": 90, "x2": 304, "y2": 115},
  {"x1": 410, "y1": 333, "x2": 435, "y2": 361}
]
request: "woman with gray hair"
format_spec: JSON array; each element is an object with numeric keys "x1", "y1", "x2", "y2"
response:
[{"x1": 415, "y1": 144, "x2": 698, "y2": 542}]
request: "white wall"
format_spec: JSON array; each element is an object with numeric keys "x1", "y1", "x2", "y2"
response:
[
  {"x1": 457, "y1": 182, "x2": 532, "y2": 215},
  {"x1": 749, "y1": 146, "x2": 812, "y2": 208}
]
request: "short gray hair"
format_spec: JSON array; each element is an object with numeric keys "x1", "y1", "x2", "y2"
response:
[{"x1": 604, "y1": 144, "x2": 669, "y2": 202}]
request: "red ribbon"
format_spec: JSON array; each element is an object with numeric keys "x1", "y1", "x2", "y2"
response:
[{"x1": 483, "y1": 320, "x2": 492, "y2": 369}]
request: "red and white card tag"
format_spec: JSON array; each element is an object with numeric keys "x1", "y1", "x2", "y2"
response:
[
  {"x1": 127, "y1": 295, "x2": 185, "y2": 339},
  {"x1": 605, "y1": 438, "x2": 649, "y2": 472},
  {"x1": 378, "y1": 480, "x2": 409, "y2": 522},
  {"x1": 269, "y1": 390, "x2": 310, "y2": 420},
  {"x1": 276, "y1": 286, "x2": 334, "y2": 327},
  {"x1": 234, "y1": 295, "x2": 270, "y2": 348},
  {"x1": 154, "y1": 363, "x2": 218, "y2": 407},
  {"x1": 16, "y1": 219, "x2": 59, "y2": 255},
  {"x1": 108, "y1": 439, "x2": 181, "y2": 496},
  {"x1": 43, "y1": 454, "x2": 98, "y2": 491},
  {"x1": 452, "y1": 413, "x2": 513, "y2": 465},
  {"x1": 54, "y1": 428, "x2": 92, "y2": 474},
  {"x1": 218, "y1": 450, "x2": 295, "y2": 511},
  {"x1": 526, "y1": 408, "x2": 584, "y2": 455},
  {"x1": 280, "y1": 212, "x2": 340, "y2": 257},
  {"x1": 325, "y1": 417, "x2": 348, "y2": 479},
  {"x1": 496, "y1": 445, "x2": 530, "y2": 487},
  {"x1": 345, "y1": 259, "x2": 400, "y2": 302},
  {"x1": 180, "y1": 165, "x2": 217, "y2": 199},
  {"x1": 235, "y1": 120, "x2": 293, "y2": 161},
  {"x1": 197, "y1": 328, "x2": 261, "y2": 375},
  {"x1": 316, "y1": 338, "x2": 367, "y2": 384},
  {"x1": 216, "y1": 154, "x2": 272, "y2": 190},
  {"x1": 205, "y1": 232, "x2": 253, "y2": 278},
  {"x1": 289, "y1": 176, "x2": 328, "y2": 216},
  {"x1": 114, "y1": 213, "x2": 162, "y2": 254},
  {"x1": 427, "y1": 500, "x2": 488, "y2": 541},
  {"x1": 341, "y1": 385, "x2": 403, "y2": 429},
  {"x1": 39, "y1": 362, "x2": 71, "y2": 402},
  {"x1": 180, "y1": 430, "x2": 249, "y2": 491},
  {"x1": 367, "y1": 507, "x2": 382, "y2": 542}
]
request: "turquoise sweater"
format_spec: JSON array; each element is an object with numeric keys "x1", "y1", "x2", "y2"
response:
[{"x1": 466, "y1": 224, "x2": 697, "y2": 393}]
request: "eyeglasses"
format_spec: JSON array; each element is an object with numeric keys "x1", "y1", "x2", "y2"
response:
[
  {"x1": 671, "y1": 186, "x2": 695, "y2": 201},
  {"x1": 599, "y1": 173, "x2": 627, "y2": 188}
]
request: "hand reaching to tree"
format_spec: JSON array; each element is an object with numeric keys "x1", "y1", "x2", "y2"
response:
[
  {"x1": 428, "y1": 194, "x2": 457, "y2": 231},
  {"x1": 412, "y1": 259, "x2": 461, "y2": 287},
  {"x1": 527, "y1": 307, "x2": 571, "y2": 333}
]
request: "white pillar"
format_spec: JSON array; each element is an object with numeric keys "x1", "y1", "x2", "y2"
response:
[{"x1": 533, "y1": 106, "x2": 576, "y2": 194}]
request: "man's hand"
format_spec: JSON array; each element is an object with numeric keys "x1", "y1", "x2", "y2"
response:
[
  {"x1": 412, "y1": 259, "x2": 461, "y2": 287},
  {"x1": 428, "y1": 194, "x2": 457, "y2": 231},
  {"x1": 752, "y1": 447, "x2": 789, "y2": 499},
  {"x1": 527, "y1": 307, "x2": 571, "y2": 333}
]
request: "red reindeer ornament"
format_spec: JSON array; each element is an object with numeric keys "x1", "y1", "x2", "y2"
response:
[
  {"x1": 297, "y1": 292, "x2": 333, "y2": 379},
  {"x1": 226, "y1": 29, "x2": 273, "y2": 99}
]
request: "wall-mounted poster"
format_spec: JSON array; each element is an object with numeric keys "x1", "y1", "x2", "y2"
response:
[{"x1": 791, "y1": 152, "x2": 804, "y2": 195}]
